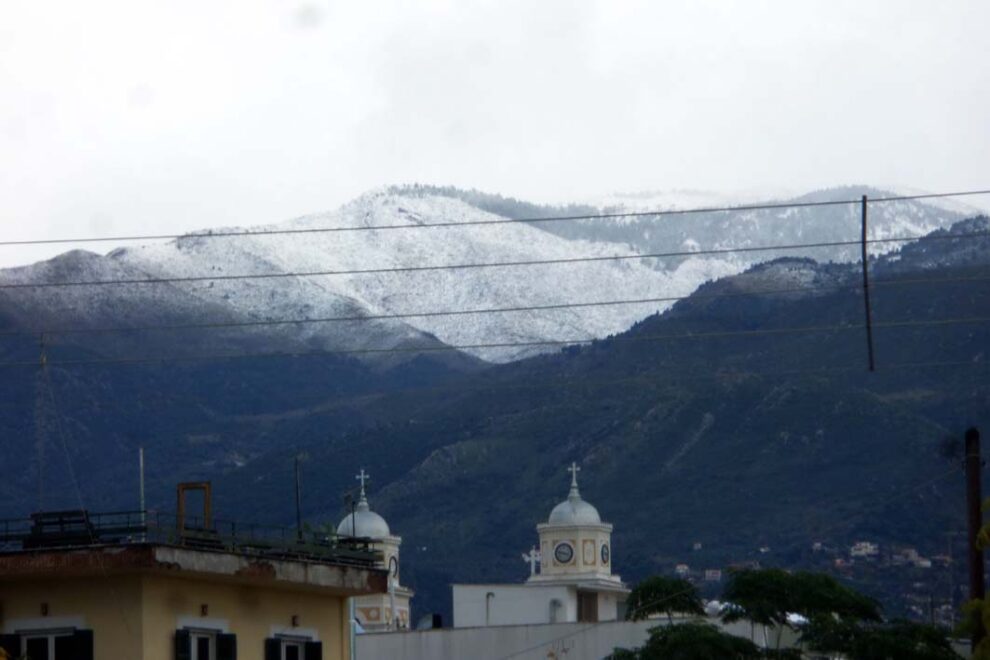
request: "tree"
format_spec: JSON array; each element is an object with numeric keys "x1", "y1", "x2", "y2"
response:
[
  {"x1": 610, "y1": 622, "x2": 764, "y2": 660},
  {"x1": 788, "y1": 571, "x2": 881, "y2": 623},
  {"x1": 721, "y1": 569, "x2": 882, "y2": 651},
  {"x1": 624, "y1": 576, "x2": 705, "y2": 623},
  {"x1": 802, "y1": 618, "x2": 959, "y2": 660},
  {"x1": 721, "y1": 568, "x2": 795, "y2": 649}
]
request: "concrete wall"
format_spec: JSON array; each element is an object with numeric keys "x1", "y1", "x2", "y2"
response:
[
  {"x1": 358, "y1": 619, "x2": 656, "y2": 660},
  {"x1": 453, "y1": 584, "x2": 575, "y2": 627},
  {"x1": 357, "y1": 618, "x2": 807, "y2": 660}
]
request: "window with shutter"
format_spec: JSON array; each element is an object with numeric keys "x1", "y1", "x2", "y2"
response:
[
  {"x1": 176, "y1": 629, "x2": 228, "y2": 660},
  {"x1": 17, "y1": 630, "x2": 82, "y2": 660},
  {"x1": 267, "y1": 637, "x2": 318, "y2": 660}
]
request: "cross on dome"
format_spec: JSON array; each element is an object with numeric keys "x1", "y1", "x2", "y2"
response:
[
  {"x1": 356, "y1": 468, "x2": 370, "y2": 501},
  {"x1": 568, "y1": 462, "x2": 581, "y2": 498},
  {"x1": 546, "y1": 460, "x2": 601, "y2": 525},
  {"x1": 337, "y1": 467, "x2": 390, "y2": 538}
]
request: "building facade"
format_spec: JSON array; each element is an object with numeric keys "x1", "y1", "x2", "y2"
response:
[
  {"x1": 453, "y1": 463, "x2": 628, "y2": 627},
  {"x1": 0, "y1": 510, "x2": 386, "y2": 660}
]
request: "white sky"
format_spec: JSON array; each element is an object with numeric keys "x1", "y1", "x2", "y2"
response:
[{"x1": 1, "y1": 0, "x2": 989, "y2": 267}]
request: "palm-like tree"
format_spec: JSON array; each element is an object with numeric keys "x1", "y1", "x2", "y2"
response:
[{"x1": 624, "y1": 575, "x2": 705, "y2": 624}]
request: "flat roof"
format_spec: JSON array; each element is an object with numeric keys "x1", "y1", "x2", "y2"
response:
[{"x1": 0, "y1": 543, "x2": 388, "y2": 596}]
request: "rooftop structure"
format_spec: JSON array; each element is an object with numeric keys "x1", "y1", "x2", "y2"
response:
[{"x1": 0, "y1": 501, "x2": 387, "y2": 660}]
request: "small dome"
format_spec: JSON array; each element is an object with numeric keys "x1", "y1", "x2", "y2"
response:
[
  {"x1": 549, "y1": 496, "x2": 601, "y2": 525},
  {"x1": 336, "y1": 470, "x2": 390, "y2": 538},
  {"x1": 337, "y1": 500, "x2": 390, "y2": 538},
  {"x1": 547, "y1": 462, "x2": 602, "y2": 525}
]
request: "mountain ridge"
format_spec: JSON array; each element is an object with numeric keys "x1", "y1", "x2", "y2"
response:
[{"x1": 0, "y1": 185, "x2": 972, "y2": 367}]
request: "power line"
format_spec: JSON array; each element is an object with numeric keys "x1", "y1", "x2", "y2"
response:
[
  {"x1": 1, "y1": 188, "x2": 988, "y2": 247},
  {"x1": 2, "y1": 316, "x2": 987, "y2": 369},
  {"x1": 2, "y1": 230, "x2": 988, "y2": 291},
  {"x1": 3, "y1": 272, "x2": 988, "y2": 339}
]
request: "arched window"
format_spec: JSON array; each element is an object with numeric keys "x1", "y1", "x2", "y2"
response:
[{"x1": 549, "y1": 598, "x2": 563, "y2": 623}]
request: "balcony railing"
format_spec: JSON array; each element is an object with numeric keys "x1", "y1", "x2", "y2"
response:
[{"x1": 0, "y1": 509, "x2": 381, "y2": 568}]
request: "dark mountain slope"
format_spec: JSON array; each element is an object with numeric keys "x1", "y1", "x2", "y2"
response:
[
  {"x1": 212, "y1": 217, "x2": 989, "y2": 620},
  {"x1": 1, "y1": 217, "x2": 985, "y2": 622}
]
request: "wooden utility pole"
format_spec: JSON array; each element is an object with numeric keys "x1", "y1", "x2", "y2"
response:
[
  {"x1": 966, "y1": 427, "x2": 985, "y2": 650},
  {"x1": 295, "y1": 454, "x2": 303, "y2": 542},
  {"x1": 860, "y1": 195, "x2": 876, "y2": 372}
]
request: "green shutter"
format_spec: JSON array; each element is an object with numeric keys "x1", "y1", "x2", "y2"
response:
[
  {"x1": 0, "y1": 635, "x2": 20, "y2": 657},
  {"x1": 216, "y1": 633, "x2": 237, "y2": 660},
  {"x1": 304, "y1": 641, "x2": 323, "y2": 660},
  {"x1": 55, "y1": 630, "x2": 93, "y2": 660},
  {"x1": 264, "y1": 638, "x2": 281, "y2": 660},
  {"x1": 74, "y1": 630, "x2": 94, "y2": 660},
  {"x1": 174, "y1": 629, "x2": 191, "y2": 660}
]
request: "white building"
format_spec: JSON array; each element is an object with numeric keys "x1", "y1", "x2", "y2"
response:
[
  {"x1": 453, "y1": 463, "x2": 629, "y2": 627},
  {"x1": 337, "y1": 469, "x2": 414, "y2": 631},
  {"x1": 850, "y1": 541, "x2": 879, "y2": 558}
]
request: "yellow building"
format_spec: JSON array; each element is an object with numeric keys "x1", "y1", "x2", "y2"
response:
[{"x1": 0, "y1": 509, "x2": 387, "y2": 660}]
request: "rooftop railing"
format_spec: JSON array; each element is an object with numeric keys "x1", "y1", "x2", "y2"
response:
[{"x1": 0, "y1": 509, "x2": 381, "y2": 569}]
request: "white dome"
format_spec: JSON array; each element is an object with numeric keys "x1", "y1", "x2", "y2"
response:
[
  {"x1": 337, "y1": 499, "x2": 390, "y2": 538},
  {"x1": 546, "y1": 463, "x2": 602, "y2": 525},
  {"x1": 549, "y1": 495, "x2": 601, "y2": 525},
  {"x1": 336, "y1": 473, "x2": 391, "y2": 540}
]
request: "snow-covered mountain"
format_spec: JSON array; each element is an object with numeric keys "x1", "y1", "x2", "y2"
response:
[
  {"x1": 0, "y1": 186, "x2": 972, "y2": 364},
  {"x1": 529, "y1": 185, "x2": 971, "y2": 264}
]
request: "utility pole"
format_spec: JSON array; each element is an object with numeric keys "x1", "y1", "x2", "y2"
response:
[
  {"x1": 966, "y1": 427, "x2": 985, "y2": 651},
  {"x1": 294, "y1": 454, "x2": 303, "y2": 542},
  {"x1": 139, "y1": 447, "x2": 146, "y2": 541},
  {"x1": 947, "y1": 531, "x2": 956, "y2": 627},
  {"x1": 860, "y1": 194, "x2": 876, "y2": 372}
]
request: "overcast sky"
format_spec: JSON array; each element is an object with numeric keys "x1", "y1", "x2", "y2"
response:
[{"x1": 1, "y1": 0, "x2": 988, "y2": 266}]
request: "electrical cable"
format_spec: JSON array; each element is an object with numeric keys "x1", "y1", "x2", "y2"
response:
[
  {"x1": 1, "y1": 188, "x2": 987, "y2": 247},
  {"x1": 2, "y1": 273, "x2": 988, "y2": 338},
  {"x1": 1, "y1": 230, "x2": 987, "y2": 291}
]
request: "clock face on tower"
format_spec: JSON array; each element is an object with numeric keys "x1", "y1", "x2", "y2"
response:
[
  {"x1": 601, "y1": 543, "x2": 610, "y2": 565},
  {"x1": 554, "y1": 542, "x2": 574, "y2": 565}
]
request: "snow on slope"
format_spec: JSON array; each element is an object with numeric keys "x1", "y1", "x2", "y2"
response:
[
  {"x1": 2, "y1": 186, "x2": 972, "y2": 365},
  {"x1": 110, "y1": 191, "x2": 742, "y2": 362},
  {"x1": 589, "y1": 188, "x2": 795, "y2": 213},
  {"x1": 536, "y1": 185, "x2": 970, "y2": 264}
]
